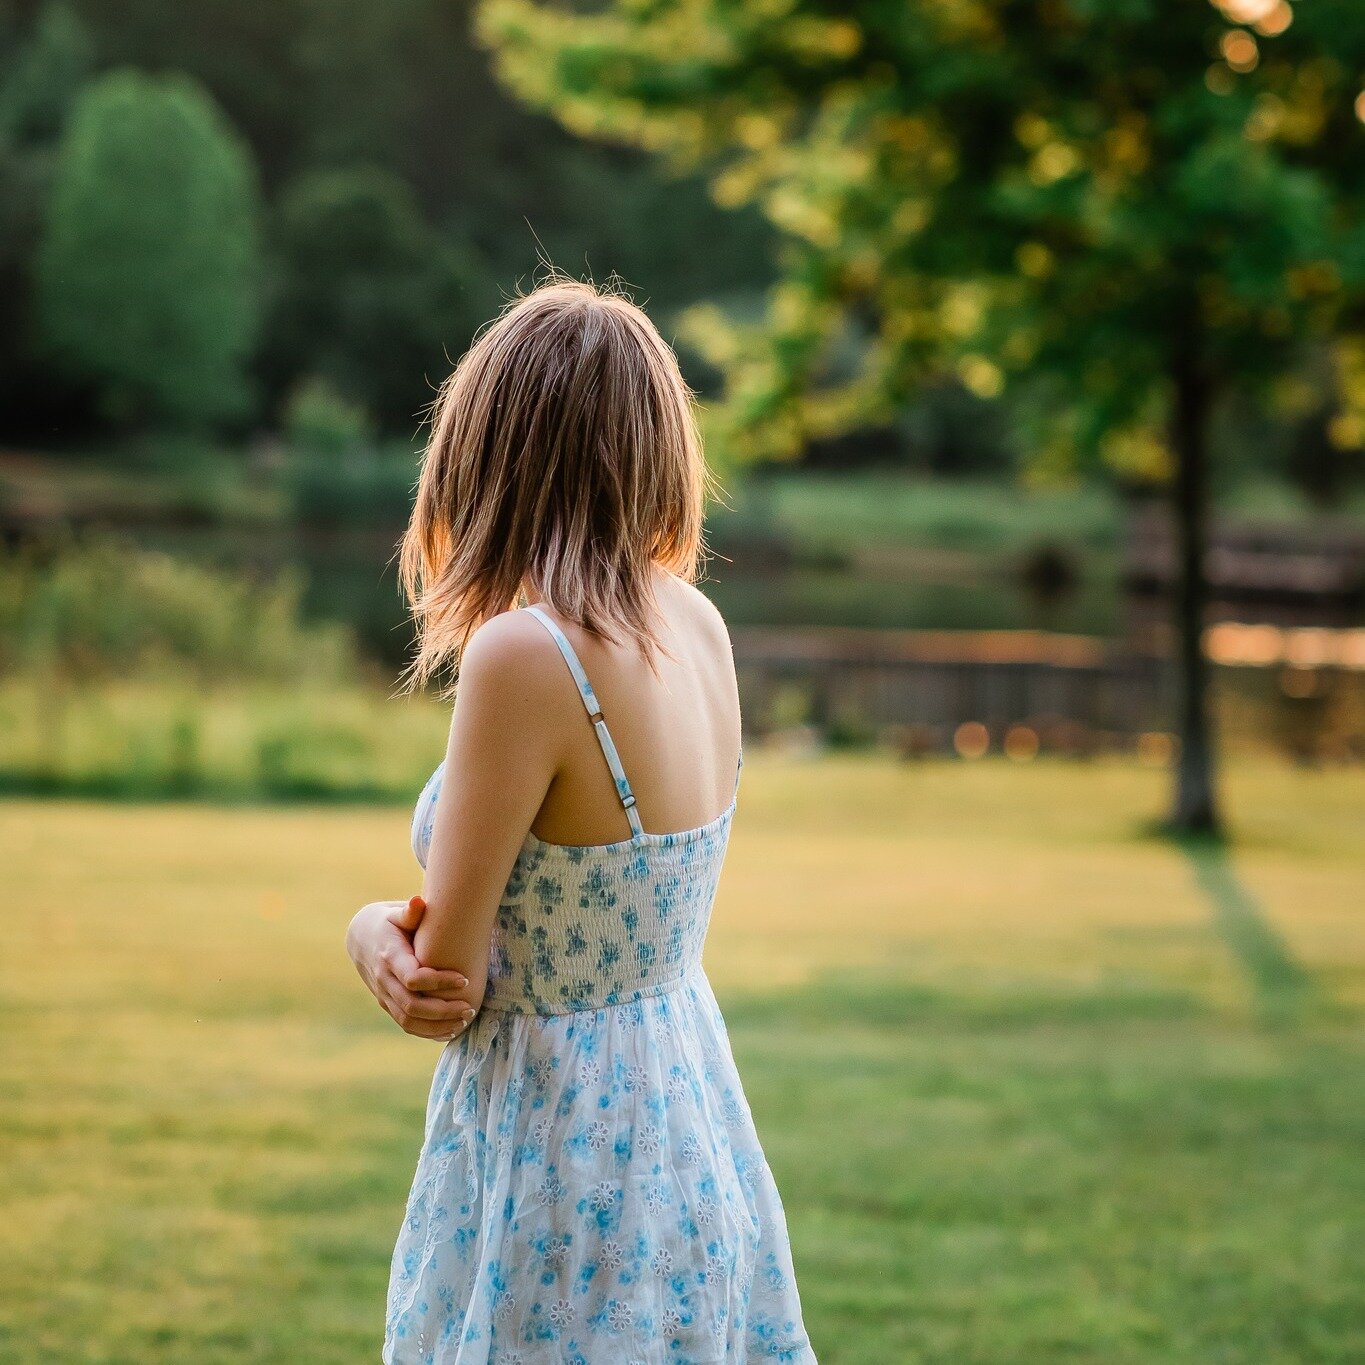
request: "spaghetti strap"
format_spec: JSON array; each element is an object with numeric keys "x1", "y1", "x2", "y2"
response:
[{"x1": 524, "y1": 605, "x2": 645, "y2": 841}]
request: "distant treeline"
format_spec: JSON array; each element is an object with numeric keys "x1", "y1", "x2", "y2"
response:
[
  {"x1": 0, "y1": 2, "x2": 1356, "y2": 499},
  {"x1": 0, "y1": 0, "x2": 772, "y2": 440}
]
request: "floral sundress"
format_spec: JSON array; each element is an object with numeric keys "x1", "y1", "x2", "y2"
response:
[{"x1": 385, "y1": 606, "x2": 814, "y2": 1363}]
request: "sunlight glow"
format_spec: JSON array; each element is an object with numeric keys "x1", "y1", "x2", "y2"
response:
[
  {"x1": 1254, "y1": 2, "x2": 1293, "y2": 36},
  {"x1": 1206, "y1": 64, "x2": 1236, "y2": 96},
  {"x1": 1005, "y1": 726, "x2": 1040, "y2": 762},
  {"x1": 1215, "y1": 0, "x2": 1278, "y2": 23},
  {"x1": 1221, "y1": 30, "x2": 1260, "y2": 73},
  {"x1": 954, "y1": 722, "x2": 990, "y2": 760}
]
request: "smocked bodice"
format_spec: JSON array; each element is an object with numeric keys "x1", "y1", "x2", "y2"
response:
[{"x1": 411, "y1": 759, "x2": 733, "y2": 1014}]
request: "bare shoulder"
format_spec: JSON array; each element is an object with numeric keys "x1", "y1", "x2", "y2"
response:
[
  {"x1": 462, "y1": 605, "x2": 554, "y2": 665},
  {"x1": 456, "y1": 609, "x2": 574, "y2": 720},
  {"x1": 667, "y1": 576, "x2": 733, "y2": 658}
]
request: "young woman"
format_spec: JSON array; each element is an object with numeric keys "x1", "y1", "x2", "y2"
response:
[{"x1": 346, "y1": 280, "x2": 815, "y2": 1363}]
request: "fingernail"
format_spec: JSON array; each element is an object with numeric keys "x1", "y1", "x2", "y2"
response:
[
  {"x1": 460, "y1": 1008, "x2": 475, "y2": 1022},
  {"x1": 408, "y1": 895, "x2": 426, "y2": 912}
]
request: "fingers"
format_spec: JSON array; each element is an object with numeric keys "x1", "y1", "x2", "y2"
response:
[
  {"x1": 401, "y1": 964, "x2": 469, "y2": 996},
  {"x1": 380, "y1": 901, "x2": 469, "y2": 995},
  {"x1": 389, "y1": 1010, "x2": 463, "y2": 1041},
  {"x1": 391, "y1": 1005, "x2": 475, "y2": 1041},
  {"x1": 387, "y1": 985, "x2": 475, "y2": 1022},
  {"x1": 378, "y1": 969, "x2": 477, "y2": 1038},
  {"x1": 380, "y1": 985, "x2": 470, "y2": 1040},
  {"x1": 386, "y1": 895, "x2": 426, "y2": 933},
  {"x1": 377, "y1": 934, "x2": 423, "y2": 986},
  {"x1": 388, "y1": 953, "x2": 468, "y2": 996}
]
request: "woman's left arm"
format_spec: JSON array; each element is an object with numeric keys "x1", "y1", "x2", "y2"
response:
[{"x1": 410, "y1": 612, "x2": 565, "y2": 1011}]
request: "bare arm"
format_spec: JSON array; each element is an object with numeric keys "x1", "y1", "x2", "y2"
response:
[{"x1": 411, "y1": 612, "x2": 564, "y2": 1008}]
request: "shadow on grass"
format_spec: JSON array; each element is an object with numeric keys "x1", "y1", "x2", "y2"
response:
[
  {"x1": 1177, "y1": 837, "x2": 1317, "y2": 1025},
  {"x1": 722, "y1": 964, "x2": 1359, "y2": 1363}
]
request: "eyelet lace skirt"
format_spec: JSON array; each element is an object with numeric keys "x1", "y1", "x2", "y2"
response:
[{"x1": 385, "y1": 968, "x2": 815, "y2": 1363}]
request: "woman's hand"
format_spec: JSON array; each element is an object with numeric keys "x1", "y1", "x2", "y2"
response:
[{"x1": 346, "y1": 896, "x2": 478, "y2": 1041}]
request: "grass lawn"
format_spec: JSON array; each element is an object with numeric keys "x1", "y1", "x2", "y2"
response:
[
  {"x1": 1, "y1": 756, "x2": 1361, "y2": 1362},
  {"x1": 710, "y1": 472, "x2": 1365, "y2": 562}
]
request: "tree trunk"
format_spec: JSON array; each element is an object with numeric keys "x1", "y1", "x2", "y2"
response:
[{"x1": 1167, "y1": 352, "x2": 1222, "y2": 837}]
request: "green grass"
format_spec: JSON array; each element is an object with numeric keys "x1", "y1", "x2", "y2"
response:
[
  {"x1": 712, "y1": 471, "x2": 1365, "y2": 561},
  {"x1": 1, "y1": 756, "x2": 1362, "y2": 1362},
  {"x1": 704, "y1": 473, "x2": 1128, "y2": 634},
  {"x1": 0, "y1": 677, "x2": 451, "y2": 802},
  {"x1": 714, "y1": 473, "x2": 1126, "y2": 558}
]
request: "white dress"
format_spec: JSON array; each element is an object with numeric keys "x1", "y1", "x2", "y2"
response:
[{"x1": 385, "y1": 607, "x2": 815, "y2": 1363}]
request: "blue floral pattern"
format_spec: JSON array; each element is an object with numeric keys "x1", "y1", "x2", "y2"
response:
[{"x1": 386, "y1": 763, "x2": 814, "y2": 1363}]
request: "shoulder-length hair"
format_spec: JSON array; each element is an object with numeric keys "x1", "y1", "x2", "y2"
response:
[{"x1": 399, "y1": 278, "x2": 708, "y2": 691}]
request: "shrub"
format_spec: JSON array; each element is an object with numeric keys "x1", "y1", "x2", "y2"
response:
[
  {"x1": 283, "y1": 376, "x2": 375, "y2": 458},
  {"x1": 281, "y1": 437, "x2": 420, "y2": 529},
  {"x1": 0, "y1": 536, "x2": 356, "y2": 683}
]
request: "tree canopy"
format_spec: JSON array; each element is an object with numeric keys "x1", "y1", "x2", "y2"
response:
[
  {"x1": 478, "y1": 0, "x2": 1365, "y2": 833},
  {"x1": 480, "y1": 0, "x2": 1363, "y2": 471},
  {"x1": 0, "y1": 0, "x2": 774, "y2": 438}
]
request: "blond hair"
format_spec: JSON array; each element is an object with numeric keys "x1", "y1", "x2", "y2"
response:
[{"x1": 399, "y1": 278, "x2": 706, "y2": 690}]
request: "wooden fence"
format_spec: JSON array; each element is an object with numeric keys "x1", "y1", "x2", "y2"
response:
[{"x1": 732, "y1": 626, "x2": 1167, "y2": 745}]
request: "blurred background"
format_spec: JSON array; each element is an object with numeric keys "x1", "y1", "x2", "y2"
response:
[{"x1": 1, "y1": 2, "x2": 1362, "y2": 1361}]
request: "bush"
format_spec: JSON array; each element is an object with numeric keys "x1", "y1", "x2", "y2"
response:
[
  {"x1": 0, "y1": 536, "x2": 356, "y2": 682},
  {"x1": 283, "y1": 376, "x2": 375, "y2": 458},
  {"x1": 0, "y1": 538, "x2": 419, "y2": 799},
  {"x1": 281, "y1": 437, "x2": 420, "y2": 529}
]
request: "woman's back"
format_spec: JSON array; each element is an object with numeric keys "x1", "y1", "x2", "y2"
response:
[{"x1": 525, "y1": 574, "x2": 743, "y2": 850}]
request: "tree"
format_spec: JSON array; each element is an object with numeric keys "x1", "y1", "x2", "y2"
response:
[
  {"x1": 480, "y1": 0, "x2": 1365, "y2": 836},
  {"x1": 36, "y1": 69, "x2": 261, "y2": 426},
  {"x1": 262, "y1": 165, "x2": 487, "y2": 428}
]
